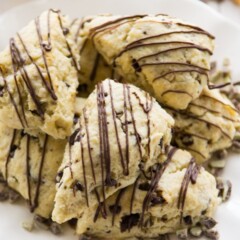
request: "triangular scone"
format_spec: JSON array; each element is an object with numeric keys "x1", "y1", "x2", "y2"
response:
[
  {"x1": 82, "y1": 14, "x2": 214, "y2": 110},
  {"x1": 167, "y1": 88, "x2": 240, "y2": 162},
  {"x1": 70, "y1": 18, "x2": 120, "y2": 97},
  {"x1": 0, "y1": 122, "x2": 66, "y2": 218},
  {"x1": 52, "y1": 79, "x2": 174, "y2": 224},
  {"x1": 76, "y1": 148, "x2": 219, "y2": 238},
  {"x1": 0, "y1": 10, "x2": 79, "y2": 139}
]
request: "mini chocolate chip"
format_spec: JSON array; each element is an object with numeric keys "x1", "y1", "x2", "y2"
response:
[
  {"x1": 56, "y1": 171, "x2": 63, "y2": 183},
  {"x1": 180, "y1": 133, "x2": 194, "y2": 146},
  {"x1": 120, "y1": 213, "x2": 140, "y2": 232},
  {"x1": 9, "y1": 144, "x2": 18, "y2": 158},
  {"x1": 68, "y1": 218, "x2": 77, "y2": 229},
  {"x1": 138, "y1": 182, "x2": 151, "y2": 191},
  {"x1": 0, "y1": 191, "x2": 9, "y2": 201},
  {"x1": 73, "y1": 114, "x2": 80, "y2": 125},
  {"x1": 158, "y1": 138, "x2": 163, "y2": 148},
  {"x1": 190, "y1": 165, "x2": 200, "y2": 184},
  {"x1": 63, "y1": 27, "x2": 69, "y2": 35},
  {"x1": 200, "y1": 217, "x2": 217, "y2": 229},
  {"x1": 201, "y1": 209, "x2": 207, "y2": 215},
  {"x1": 30, "y1": 110, "x2": 40, "y2": 116},
  {"x1": 50, "y1": 222, "x2": 62, "y2": 235},
  {"x1": 183, "y1": 215, "x2": 192, "y2": 225},
  {"x1": 77, "y1": 84, "x2": 88, "y2": 93},
  {"x1": 73, "y1": 181, "x2": 84, "y2": 192},
  {"x1": 0, "y1": 86, "x2": 4, "y2": 97},
  {"x1": 132, "y1": 59, "x2": 142, "y2": 72},
  {"x1": 69, "y1": 128, "x2": 80, "y2": 145},
  {"x1": 109, "y1": 205, "x2": 121, "y2": 214},
  {"x1": 150, "y1": 195, "x2": 166, "y2": 206},
  {"x1": 105, "y1": 178, "x2": 117, "y2": 187},
  {"x1": 204, "y1": 230, "x2": 219, "y2": 240},
  {"x1": 33, "y1": 215, "x2": 51, "y2": 230},
  {"x1": 42, "y1": 43, "x2": 52, "y2": 51}
]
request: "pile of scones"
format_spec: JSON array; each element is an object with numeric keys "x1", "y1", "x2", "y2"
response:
[{"x1": 0, "y1": 10, "x2": 239, "y2": 240}]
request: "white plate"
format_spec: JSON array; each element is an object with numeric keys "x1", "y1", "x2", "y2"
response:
[{"x1": 0, "y1": 0, "x2": 240, "y2": 239}]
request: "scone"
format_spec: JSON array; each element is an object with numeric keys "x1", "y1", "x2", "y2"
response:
[
  {"x1": 76, "y1": 147, "x2": 219, "y2": 238},
  {"x1": 167, "y1": 88, "x2": 240, "y2": 162},
  {"x1": 52, "y1": 79, "x2": 174, "y2": 224},
  {"x1": 0, "y1": 10, "x2": 79, "y2": 139},
  {"x1": 70, "y1": 18, "x2": 120, "y2": 97},
  {"x1": 82, "y1": 14, "x2": 214, "y2": 110},
  {"x1": 0, "y1": 121, "x2": 66, "y2": 218}
]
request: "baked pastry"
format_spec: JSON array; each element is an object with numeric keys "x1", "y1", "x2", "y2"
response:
[
  {"x1": 52, "y1": 79, "x2": 174, "y2": 224},
  {"x1": 0, "y1": 10, "x2": 79, "y2": 139},
  {"x1": 167, "y1": 88, "x2": 239, "y2": 162},
  {"x1": 82, "y1": 14, "x2": 215, "y2": 110},
  {"x1": 76, "y1": 147, "x2": 219, "y2": 238},
  {"x1": 0, "y1": 122, "x2": 66, "y2": 218},
  {"x1": 70, "y1": 18, "x2": 120, "y2": 97}
]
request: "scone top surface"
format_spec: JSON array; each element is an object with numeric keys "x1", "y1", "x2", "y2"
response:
[
  {"x1": 0, "y1": 10, "x2": 79, "y2": 139},
  {"x1": 76, "y1": 147, "x2": 219, "y2": 238},
  {"x1": 52, "y1": 79, "x2": 174, "y2": 224},
  {"x1": 167, "y1": 87, "x2": 240, "y2": 162},
  {"x1": 82, "y1": 14, "x2": 215, "y2": 110},
  {"x1": 0, "y1": 122, "x2": 66, "y2": 218}
]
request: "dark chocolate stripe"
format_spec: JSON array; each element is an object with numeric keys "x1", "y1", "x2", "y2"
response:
[
  {"x1": 126, "y1": 84, "x2": 143, "y2": 160},
  {"x1": 201, "y1": 94, "x2": 238, "y2": 113},
  {"x1": 123, "y1": 84, "x2": 130, "y2": 174},
  {"x1": 9, "y1": 38, "x2": 44, "y2": 118},
  {"x1": 153, "y1": 69, "x2": 207, "y2": 82},
  {"x1": 177, "y1": 158, "x2": 200, "y2": 223},
  {"x1": 96, "y1": 83, "x2": 112, "y2": 218},
  {"x1": 139, "y1": 62, "x2": 209, "y2": 72},
  {"x1": 5, "y1": 129, "x2": 17, "y2": 180},
  {"x1": 114, "y1": 41, "x2": 196, "y2": 63},
  {"x1": 111, "y1": 188, "x2": 126, "y2": 226},
  {"x1": 31, "y1": 135, "x2": 48, "y2": 212},
  {"x1": 26, "y1": 134, "x2": 32, "y2": 208},
  {"x1": 127, "y1": 30, "x2": 214, "y2": 48},
  {"x1": 0, "y1": 69, "x2": 26, "y2": 127},
  {"x1": 183, "y1": 147, "x2": 207, "y2": 159},
  {"x1": 50, "y1": 9, "x2": 80, "y2": 72},
  {"x1": 132, "y1": 92, "x2": 153, "y2": 155},
  {"x1": 139, "y1": 147, "x2": 178, "y2": 227},
  {"x1": 109, "y1": 80, "x2": 128, "y2": 175},
  {"x1": 34, "y1": 15, "x2": 57, "y2": 100},
  {"x1": 17, "y1": 31, "x2": 57, "y2": 100},
  {"x1": 79, "y1": 117, "x2": 89, "y2": 207},
  {"x1": 83, "y1": 108, "x2": 96, "y2": 183},
  {"x1": 189, "y1": 103, "x2": 237, "y2": 122},
  {"x1": 161, "y1": 90, "x2": 193, "y2": 99},
  {"x1": 137, "y1": 45, "x2": 213, "y2": 62},
  {"x1": 168, "y1": 108, "x2": 232, "y2": 140},
  {"x1": 90, "y1": 15, "x2": 146, "y2": 39}
]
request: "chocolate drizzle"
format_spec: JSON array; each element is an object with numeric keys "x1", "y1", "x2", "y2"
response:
[
  {"x1": 9, "y1": 37, "x2": 45, "y2": 118},
  {"x1": 90, "y1": 15, "x2": 146, "y2": 40},
  {"x1": 79, "y1": 118, "x2": 89, "y2": 207},
  {"x1": 5, "y1": 130, "x2": 17, "y2": 180},
  {"x1": 1, "y1": 9, "x2": 81, "y2": 126},
  {"x1": 31, "y1": 135, "x2": 48, "y2": 212},
  {"x1": 139, "y1": 147, "x2": 177, "y2": 227},
  {"x1": 177, "y1": 158, "x2": 200, "y2": 223},
  {"x1": 109, "y1": 81, "x2": 129, "y2": 175},
  {"x1": 132, "y1": 92, "x2": 153, "y2": 155},
  {"x1": 111, "y1": 188, "x2": 126, "y2": 226}
]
